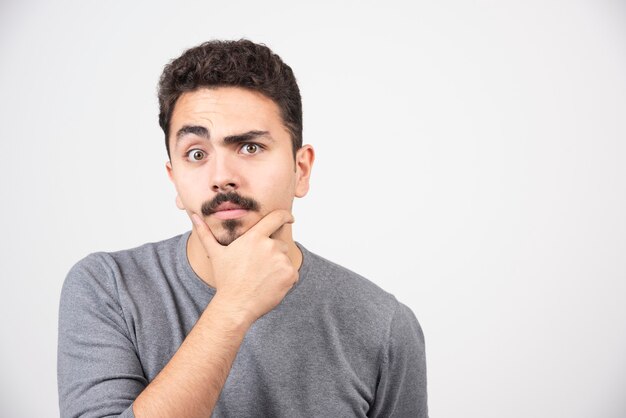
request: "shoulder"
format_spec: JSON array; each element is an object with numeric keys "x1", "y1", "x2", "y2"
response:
[
  {"x1": 61, "y1": 232, "x2": 185, "y2": 300},
  {"x1": 301, "y1": 245, "x2": 395, "y2": 302},
  {"x1": 296, "y1": 244, "x2": 426, "y2": 376},
  {"x1": 105, "y1": 232, "x2": 184, "y2": 277},
  {"x1": 299, "y1": 243, "x2": 411, "y2": 337}
]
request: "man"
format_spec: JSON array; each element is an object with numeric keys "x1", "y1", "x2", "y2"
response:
[{"x1": 57, "y1": 39, "x2": 428, "y2": 417}]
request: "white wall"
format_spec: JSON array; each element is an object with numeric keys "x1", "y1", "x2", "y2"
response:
[{"x1": 1, "y1": 0, "x2": 625, "y2": 416}]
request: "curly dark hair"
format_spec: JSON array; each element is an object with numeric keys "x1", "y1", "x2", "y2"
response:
[{"x1": 158, "y1": 39, "x2": 302, "y2": 160}]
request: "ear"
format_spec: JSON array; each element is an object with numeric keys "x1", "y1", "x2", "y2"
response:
[
  {"x1": 166, "y1": 160, "x2": 174, "y2": 181},
  {"x1": 294, "y1": 145, "x2": 315, "y2": 198},
  {"x1": 165, "y1": 160, "x2": 186, "y2": 210}
]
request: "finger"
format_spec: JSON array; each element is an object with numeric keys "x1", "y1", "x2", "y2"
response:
[
  {"x1": 249, "y1": 209, "x2": 295, "y2": 238},
  {"x1": 191, "y1": 213, "x2": 222, "y2": 256}
]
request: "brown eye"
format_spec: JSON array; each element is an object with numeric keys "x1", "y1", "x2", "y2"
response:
[
  {"x1": 241, "y1": 143, "x2": 261, "y2": 155},
  {"x1": 186, "y1": 149, "x2": 205, "y2": 161}
]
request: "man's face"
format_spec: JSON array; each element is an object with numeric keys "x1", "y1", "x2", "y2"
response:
[{"x1": 166, "y1": 87, "x2": 312, "y2": 246}]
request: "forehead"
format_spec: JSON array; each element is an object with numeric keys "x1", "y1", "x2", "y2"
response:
[{"x1": 170, "y1": 87, "x2": 284, "y2": 137}]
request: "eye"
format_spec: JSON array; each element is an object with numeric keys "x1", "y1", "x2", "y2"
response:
[
  {"x1": 186, "y1": 149, "x2": 206, "y2": 161},
  {"x1": 240, "y1": 143, "x2": 263, "y2": 155}
]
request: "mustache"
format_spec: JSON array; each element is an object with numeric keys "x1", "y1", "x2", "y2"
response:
[{"x1": 201, "y1": 191, "x2": 260, "y2": 216}]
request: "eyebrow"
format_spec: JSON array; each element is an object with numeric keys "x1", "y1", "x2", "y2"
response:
[{"x1": 175, "y1": 125, "x2": 274, "y2": 145}]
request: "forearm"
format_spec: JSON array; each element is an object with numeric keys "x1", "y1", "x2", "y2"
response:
[{"x1": 133, "y1": 296, "x2": 253, "y2": 418}]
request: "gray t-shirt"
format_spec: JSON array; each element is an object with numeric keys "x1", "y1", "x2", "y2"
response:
[{"x1": 58, "y1": 231, "x2": 428, "y2": 417}]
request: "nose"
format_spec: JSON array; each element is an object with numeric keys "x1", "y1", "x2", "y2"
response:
[{"x1": 209, "y1": 151, "x2": 239, "y2": 193}]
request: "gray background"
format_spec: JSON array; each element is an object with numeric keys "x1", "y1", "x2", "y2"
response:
[{"x1": 1, "y1": 0, "x2": 625, "y2": 417}]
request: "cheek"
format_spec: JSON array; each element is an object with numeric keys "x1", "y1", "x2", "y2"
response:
[
  {"x1": 253, "y1": 167, "x2": 296, "y2": 206},
  {"x1": 175, "y1": 172, "x2": 206, "y2": 205}
]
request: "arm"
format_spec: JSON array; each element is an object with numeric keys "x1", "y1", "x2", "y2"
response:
[
  {"x1": 132, "y1": 210, "x2": 297, "y2": 417},
  {"x1": 132, "y1": 295, "x2": 252, "y2": 417},
  {"x1": 369, "y1": 302, "x2": 428, "y2": 417},
  {"x1": 58, "y1": 257, "x2": 253, "y2": 418},
  {"x1": 58, "y1": 210, "x2": 296, "y2": 418},
  {"x1": 58, "y1": 253, "x2": 147, "y2": 418}
]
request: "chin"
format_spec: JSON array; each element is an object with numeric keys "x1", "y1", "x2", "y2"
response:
[{"x1": 214, "y1": 219, "x2": 245, "y2": 246}]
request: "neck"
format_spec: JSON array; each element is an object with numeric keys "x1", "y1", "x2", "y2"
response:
[{"x1": 186, "y1": 224, "x2": 302, "y2": 289}]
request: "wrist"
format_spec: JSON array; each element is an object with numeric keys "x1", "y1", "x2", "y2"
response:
[{"x1": 205, "y1": 294, "x2": 256, "y2": 331}]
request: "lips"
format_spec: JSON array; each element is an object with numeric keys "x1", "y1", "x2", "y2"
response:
[
  {"x1": 213, "y1": 202, "x2": 244, "y2": 212},
  {"x1": 211, "y1": 202, "x2": 249, "y2": 220}
]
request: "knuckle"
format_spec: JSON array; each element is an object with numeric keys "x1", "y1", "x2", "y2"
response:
[
  {"x1": 283, "y1": 264, "x2": 296, "y2": 279},
  {"x1": 273, "y1": 241, "x2": 287, "y2": 253},
  {"x1": 261, "y1": 238, "x2": 274, "y2": 250}
]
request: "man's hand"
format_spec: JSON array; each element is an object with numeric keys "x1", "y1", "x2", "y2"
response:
[{"x1": 191, "y1": 210, "x2": 298, "y2": 325}]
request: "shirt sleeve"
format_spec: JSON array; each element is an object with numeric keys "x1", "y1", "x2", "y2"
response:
[
  {"x1": 369, "y1": 301, "x2": 428, "y2": 417},
  {"x1": 57, "y1": 253, "x2": 146, "y2": 418}
]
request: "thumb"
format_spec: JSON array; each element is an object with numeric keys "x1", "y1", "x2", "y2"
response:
[{"x1": 191, "y1": 213, "x2": 222, "y2": 258}]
